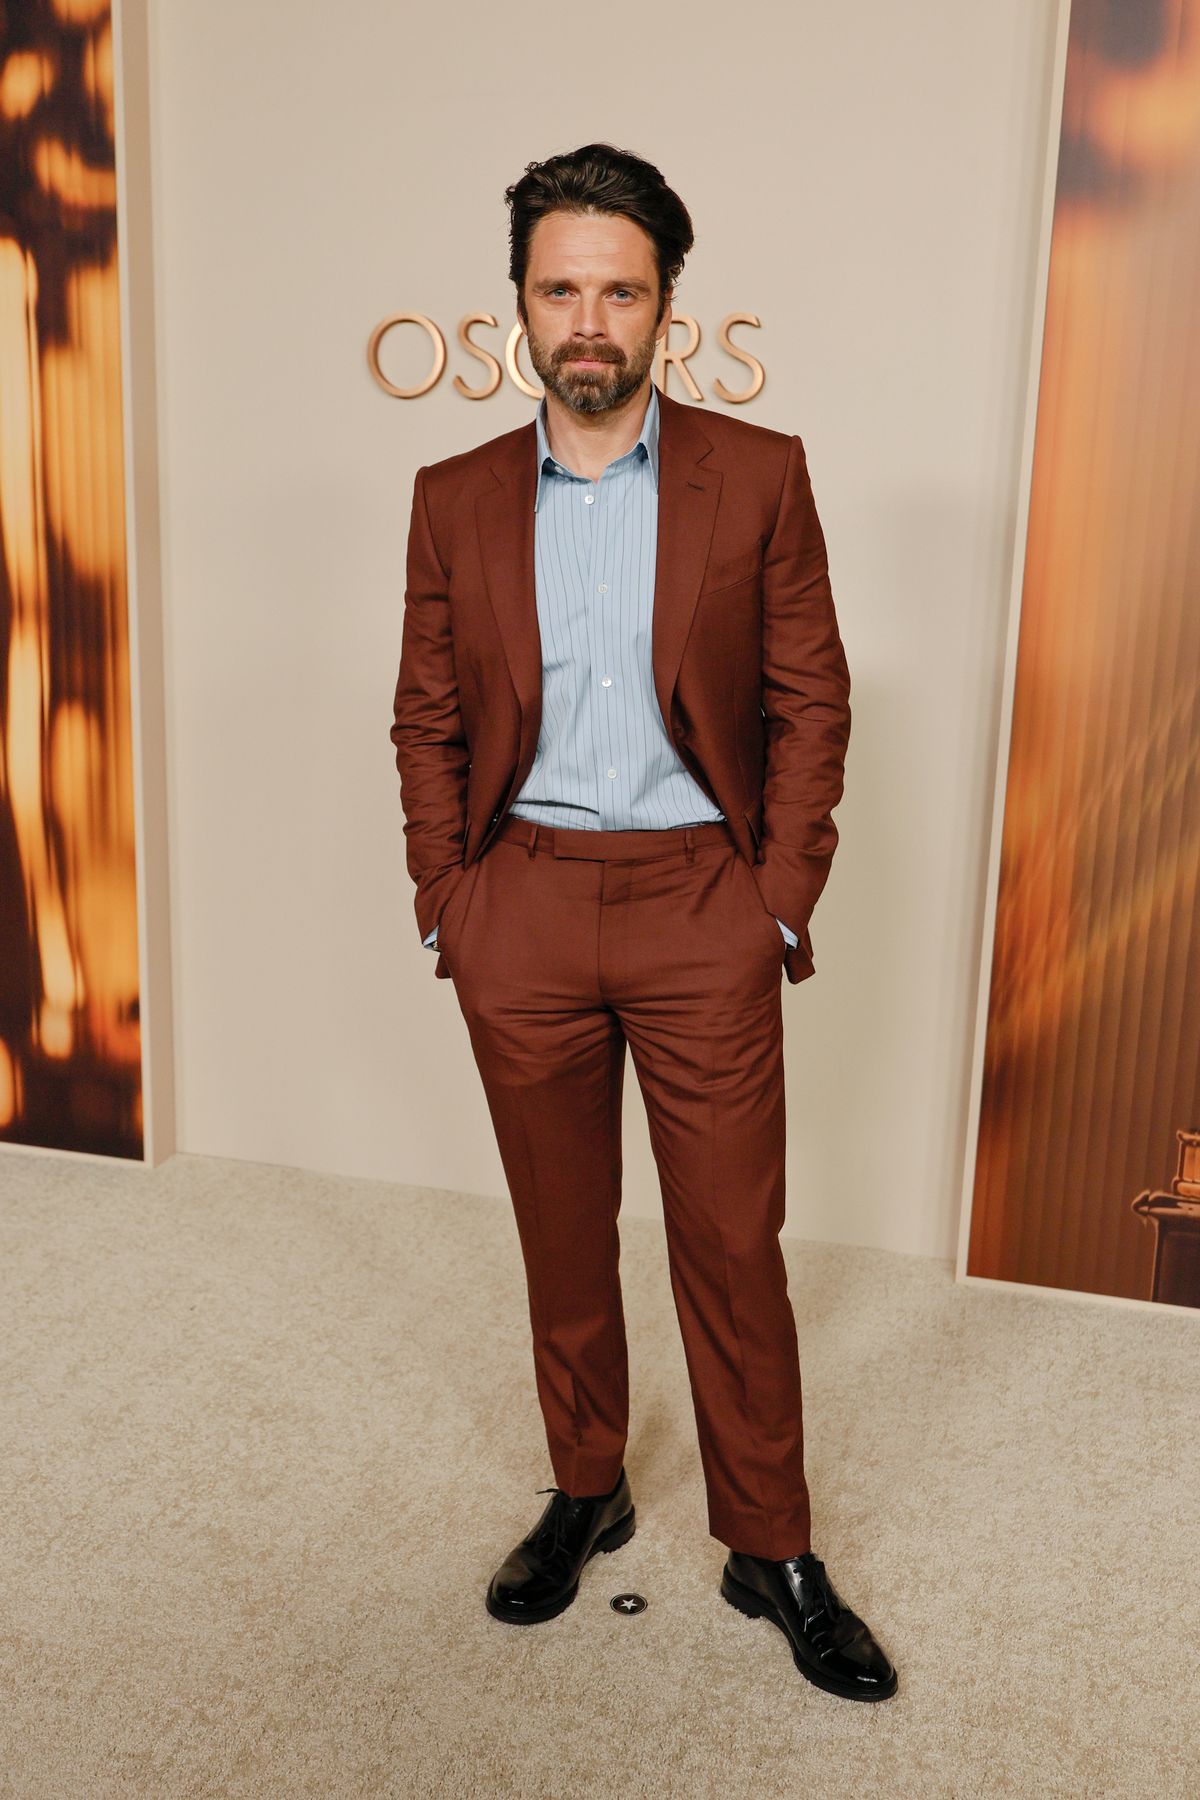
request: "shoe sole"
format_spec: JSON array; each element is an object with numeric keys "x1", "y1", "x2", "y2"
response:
[
  {"x1": 719, "y1": 1567, "x2": 898, "y2": 1701},
  {"x1": 484, "y1": 1505, "x2": 637, "y2": 1625}
]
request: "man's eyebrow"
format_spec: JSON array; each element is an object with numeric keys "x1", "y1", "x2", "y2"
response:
[{"x1": 530, "y1": 276, "x2": 653, "y2": 294}]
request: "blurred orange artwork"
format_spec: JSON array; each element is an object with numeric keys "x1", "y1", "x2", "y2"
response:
[
  {"x1": 967, "y1": 0, "x2": 1200, "y2": 1305},
  {"x1": 0, "y1": 0, "x2": 142, "y2": 1155}
]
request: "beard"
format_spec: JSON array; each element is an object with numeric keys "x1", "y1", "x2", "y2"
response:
[{"x1": 524, "y1": 315, "x2": 660, "y2": 416}]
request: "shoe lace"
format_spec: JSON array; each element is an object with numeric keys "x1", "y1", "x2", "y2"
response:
[
  {"x1": 531, "y1": 1485, "x2": 582, "y2": 1559},
  {"x1": 803, "y1": 1555, "x2": 843, "y2": 1623}
]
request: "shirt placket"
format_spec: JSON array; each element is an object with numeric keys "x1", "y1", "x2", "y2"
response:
[
  {"x1": 587, "y1": 466, "x2": 622, "y2": 827},
  {"x1": 549, "y1": 461, "x2": 597, "y2": 818}
]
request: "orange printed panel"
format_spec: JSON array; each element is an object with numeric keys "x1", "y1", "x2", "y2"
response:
[
  {"x1": 0, "y1": 0, "x2": 142, "y2": 1157},
  {"x1": 967, "y1": 0, "x2": 1200, "y2": 1306}
]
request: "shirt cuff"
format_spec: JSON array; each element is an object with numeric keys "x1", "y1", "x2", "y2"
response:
[{"x1": 423, "y1": 924, "x2": 440, "y2": 948}]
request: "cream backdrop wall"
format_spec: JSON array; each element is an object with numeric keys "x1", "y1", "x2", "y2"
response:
[{"x1": 147, "y1": 0, "x2": 1061, "y2": 1258}]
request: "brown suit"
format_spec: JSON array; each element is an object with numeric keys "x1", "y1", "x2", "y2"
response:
[
  {"x1": 391, "y1": 385, "x2": 851, "y2": 1557},
  {"x1": 392, "y1": 385, "x2": 850, "y2": 984}
]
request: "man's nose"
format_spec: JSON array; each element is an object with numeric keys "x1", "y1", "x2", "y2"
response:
[{"x1": 572, "y1": 300, "x2": 606, "y2": 333}]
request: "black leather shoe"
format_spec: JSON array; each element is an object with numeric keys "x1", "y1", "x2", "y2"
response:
[
  {"x1": 720, "y1": 1550, "x2": 898, "y2": 1700},
  {"x1": 485, "y1": 1467, "x2": 636, "y2": 1624}
]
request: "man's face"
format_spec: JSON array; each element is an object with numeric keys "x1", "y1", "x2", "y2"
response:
[{"x1": 521, "y1": 209, "x2": 670, "y2": 416}]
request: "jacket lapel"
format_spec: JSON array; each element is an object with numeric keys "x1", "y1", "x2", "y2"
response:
[
  {"x1": 650, "y1": 389, "x2": 721, "y2": 731},
  {"x1": 474, "y1": 434, "x2": 540, "y2": 773},
  {"x1": 474, "y1": 385, "x2": 721, "y2": 753}
]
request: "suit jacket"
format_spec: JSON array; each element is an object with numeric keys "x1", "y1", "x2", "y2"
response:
[{"x1": 390, "y1": 384, "x2": 851, "y2": 985}]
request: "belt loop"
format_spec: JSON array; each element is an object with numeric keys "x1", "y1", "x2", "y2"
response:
[
  {"x1": 684, "y1": 825, "x2": 695, "y2": 865},
  {"x1": 527, "y1": 822, "x2": 540, "y2": 858}
]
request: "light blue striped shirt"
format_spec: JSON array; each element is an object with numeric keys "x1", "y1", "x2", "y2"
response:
[{"x1": 424, "y1": 382, "x2": 796, "y2": 949}]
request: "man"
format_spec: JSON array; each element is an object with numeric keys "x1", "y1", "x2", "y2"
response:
[{"x1": 391, "y1": 143, "x2": 896, "y2": 1701}]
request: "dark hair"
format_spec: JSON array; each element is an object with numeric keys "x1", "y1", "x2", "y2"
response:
[{"x1": 505, "y1": 142, "x2": 694, "y2": 322}]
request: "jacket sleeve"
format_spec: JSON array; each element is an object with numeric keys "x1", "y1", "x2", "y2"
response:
[
  {"x1": 751, "y1": 434, "x2": 852, "y2": 939},
  {"x1": 390, "y1": 465, "x2": 470, "y2": 944}
]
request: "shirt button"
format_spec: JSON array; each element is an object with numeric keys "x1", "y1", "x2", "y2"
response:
[
  {"x1": 597, "y1": 583, "x2": 608, "y2": 593},
  {"x1": 606, "y1": 767, "x2": 617, "y2": 779},
  {"x1": 584, "y1": 493, "x2": 595, "y2": 504},
  {"x1": 601, "y1": 675, "x2": 612, "y2": 687}
]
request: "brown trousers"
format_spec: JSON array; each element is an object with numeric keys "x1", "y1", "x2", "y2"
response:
[{"x1": 438, "y1": 812, "x2": 812, "y2": 1558}]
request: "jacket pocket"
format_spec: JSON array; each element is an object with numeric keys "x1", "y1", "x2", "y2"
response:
[{"x1": 700, "y1": 549, "x2": 762, "y2": 597}]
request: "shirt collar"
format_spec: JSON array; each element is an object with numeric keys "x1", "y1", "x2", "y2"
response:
[{"x1": 534, "y1": 380, "x2": 660, "y2": 511}]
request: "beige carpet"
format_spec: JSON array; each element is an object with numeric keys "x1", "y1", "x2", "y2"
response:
[{"x1": 0, "y1": 1146, "x2": 1195, "y2": 1799}]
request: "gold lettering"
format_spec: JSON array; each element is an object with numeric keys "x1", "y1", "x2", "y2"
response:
[
  {"x1": 453, "y1": 313, "x2": 502, "y2": 399},
  {"x1": 505, "y1": 323, "x2": 541, "y2": 399},
  {"x1": 713, "y1": 313, "x2": 764, "y2": 403},
  {"x1": 655, "y1": 314, "x2": 703, "y2": 400},
  {"x1": 367, "y1": 312, "x2": 446, "y2": 398},
  {"x1": 368, "y1": 312, "x2": 768, "y2": 399}
]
